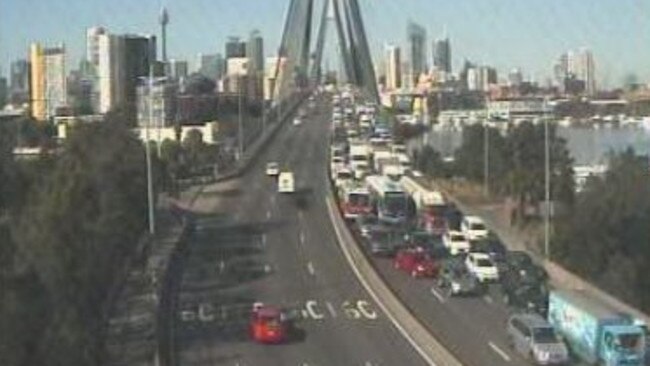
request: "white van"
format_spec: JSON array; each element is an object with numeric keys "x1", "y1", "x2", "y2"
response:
[
  {"x1": 278, "y1": 172, "x2": 295, "y2": 193},
  {"x1": 461, "y1": 216, "x2": 489, "y2": 241}
]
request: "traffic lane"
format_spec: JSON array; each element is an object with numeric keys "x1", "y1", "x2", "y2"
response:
[{"x1": 282, "y1": 104, "x2": 429, "y2": 366}]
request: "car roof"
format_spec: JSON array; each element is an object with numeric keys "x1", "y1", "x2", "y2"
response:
[
  {"x1": 448, "y1": 230, "x2": 465, "y2": 236},
  {"x1": 464, "y1": 216, "x2": 485, "y2": 223},
  {"x1": 510, "y1": 313, "x2": 551, "y2": 328},
  {"x1": 469, "y1": 252, "x2": 491, "y2": 260}
]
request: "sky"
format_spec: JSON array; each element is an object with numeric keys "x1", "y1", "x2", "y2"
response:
[{"x1": 1, "y1": 0, "x2": 649, "y2": 88}]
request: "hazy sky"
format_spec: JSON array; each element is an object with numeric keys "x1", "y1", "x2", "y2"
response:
[{"x1": 1, "y1": 0, "x2": 649, "y2": 87}]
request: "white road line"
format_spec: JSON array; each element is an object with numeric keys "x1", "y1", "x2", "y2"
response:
[
  {"x1": 266, "y1": 209, "x2": 271, "y2": 220},
  {"x1": 430, "y1": 287, "x2": 446, "y2": 303},
  {"x1": 364, "y1": 362, "x2": 374, "y2": 366},
  {"x1": 483, "y1": 295, "x2": 494, "y2": 304},
  {"x1": 300, "y1": 231, "x2": 306, "y2": 245},
  {"x1": 488, "y1": 342, "x2": 511, "y2": 362},
  {"x1": 264, "y1": 264, "x2": 272, "y2": 273},
  {"x1": 326, "y1": 301, "x2": 338, "y2": 318},
  {"x1": 261, "y1": 234, "x2": 267, "y2": 247},
  {"x1": 298, "y1": 210, "x2": 304, "y2": 221},
  {"x1": 307, "y1": 261, "x2": 315, "y2": 276}
]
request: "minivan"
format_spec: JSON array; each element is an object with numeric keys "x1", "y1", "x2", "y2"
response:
[{"x1": 507, "y1": 313, "x2": 569, "y2": 365}]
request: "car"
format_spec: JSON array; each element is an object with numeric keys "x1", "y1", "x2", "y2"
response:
[
  {"x1": 293, "y1": 117, "x2": 302, "y2": 126},
  {"x1": 507, "y1": 313, "x2": 569, "y2": 365},
  {"x1": 471, "y1": 237, "x2": 507, "y2": 264},
  {"x1": 442, "y1": 230, "x2": 471, "y2": 256},
  {"x1": 278, "y1": 171, "x2": 295, "y2": 193},
  {"x1": 461, "y1": 215, "x2": 489, "y2": 241},
  {"x1": 444, "y1": 205, "x2": 463, "y2": 231},
  {"x1": 365, "y1": 227, "x2": 401, "y2": 257},
  {"x1": 502, "y1": 281, "x2": 549, "y2": 316},
  {"x1": 502, "y1": 251, "x2": 548, "y2": 283},
  {"x1": 355, "y1": 214, "x2": 381, "y2": 239},
  {"x1": 465, "y1": 252, "x2": 500, "y2": 283},
  {"x1": 393, "y1": 248, "x2": 439, "y2": 278},
  {"x1": 437, "y1": 258, "x2": 481, "y2": 296},
  {"x1": 249, "y1": 303, "x2": 288, "y2": 344},
  {"x1": 265, "y1": 162, "x2": 280, "y2": 176}
]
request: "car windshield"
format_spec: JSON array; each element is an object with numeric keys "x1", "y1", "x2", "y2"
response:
[
  {"x1": 337, "y1": 172, "x2": 352, "y2": 180},
  {"x1": 616, "y1": 334, "x2": 641, "y2": 351},
  {"x1": 476, "y1": 259, "x2": 493, "y2": 267},
  {"x1": 470, "y1": 223, "x2": 486, "y2": 230},
  {"x1": 451, "y1": 234, "x2": 466, "y2": 241},
  {"x1": 533, "y1": 327, "x2": 559, "y2": 344},
  {"x1": 385, "y1": 194, "x2": 406, "y2": 214}
]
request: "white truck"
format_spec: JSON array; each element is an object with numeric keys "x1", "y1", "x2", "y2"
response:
[
  {"x1": 349, "y1": 144, "x2": 371, "y2": 180},
  {"x1": 278, "y1": 172, "x2": 295, "y2": 193}
]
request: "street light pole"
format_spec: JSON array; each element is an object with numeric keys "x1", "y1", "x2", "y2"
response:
[
  {"x1": 484, "y1": 121, "x2": 490, "y2": 196},
  {"x1": 544, "y1": 97, "x2": 551, "y2": 260},
  {"x1": 145, "y1": 66, "x2": 156, "y2": 235},
  {"x1": 238, "y1": 86, "x2": 244, "y2": 159}
]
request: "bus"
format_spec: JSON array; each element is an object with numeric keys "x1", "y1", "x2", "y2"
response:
[
  {"x1": 365, "y1": 175, "x2": 409, "y2": 224},
  {"x1": 400, "y1": 175, "x2": 447, "y2": 235},
  {"x1": 338, "y1": 184, "x2": 372, "y2": 219}
]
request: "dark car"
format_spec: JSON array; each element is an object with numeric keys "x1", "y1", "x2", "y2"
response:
[
  {"x1": 408, "y1": 231, "x2": 449, "y2": 259},
  {"x1": 355, "y1": 214, "x2": 382, "y2": 239},
  {"x1": 365, "y1": 228, "x2": 402, "y2": 257},
  {"x1": 437, "y1": 258, "x2": 481, "y2": 296},
  {"x1": 502, "y1": 251, "x2": 548, "y2": 283},
  {"x1": 471, "y1": 237, "x2": 507, "y2": 264},
  {"x1": 502, "y1": 282, "x2": 549, "y2": 317},
  {"x1": 444, "y1": 205, "x2": 463, "y2": 231}
]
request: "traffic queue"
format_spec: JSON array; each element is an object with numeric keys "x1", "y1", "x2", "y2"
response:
[{"x1": 328, "y1": 88, "x2": 648, "y2": 366}]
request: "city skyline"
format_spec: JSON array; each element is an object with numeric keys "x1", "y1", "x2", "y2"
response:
[{"x1": 1, "y1": 0, "x2": 649, "y2": 87}]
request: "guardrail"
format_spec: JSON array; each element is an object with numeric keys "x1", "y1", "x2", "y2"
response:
[{"x1": 325, "y1": 187, "x2": 463, "y2": 366}]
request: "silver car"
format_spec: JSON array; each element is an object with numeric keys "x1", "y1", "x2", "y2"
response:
[{"x1": 507, "y1": 313, "x2": 569, "y2": 365}]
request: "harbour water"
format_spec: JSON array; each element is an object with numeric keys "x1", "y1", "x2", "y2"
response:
[{"x1": 412, "y1": 125, "x2": 650, "y2": 165}]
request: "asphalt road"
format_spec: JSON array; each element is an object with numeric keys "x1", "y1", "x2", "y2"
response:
[{"x1": 173, "y1": 95, "x2": 428, "y2": 366}]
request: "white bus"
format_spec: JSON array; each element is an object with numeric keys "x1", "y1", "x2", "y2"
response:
[{"x1": 365, "y1": 175, "x2": 409, "y2": 224}]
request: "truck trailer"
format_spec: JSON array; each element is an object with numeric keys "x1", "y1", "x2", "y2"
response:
[{"x1": 548, "y1": 289, "x2": 646, "y2": 365}]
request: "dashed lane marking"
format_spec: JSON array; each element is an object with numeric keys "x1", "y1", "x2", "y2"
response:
[
  {"x1": 307, "y1": 261, "x2": 315, "y2": 276},
  {"x1": 326, "y1": 301, "x2": 338, "y2": 318},
  {"x1": 266, "y1": 210, "x2": 271, "y2": 220},
  {"x1": 488, "y1": 342, "x2": 511, "y2": 362},
  {"x1": 483, "y1": 295, "x2": 494, "y2": 304}
]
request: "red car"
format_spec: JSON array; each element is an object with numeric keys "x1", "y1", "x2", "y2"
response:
[
  {"x1": 249, "y1": 303, "x2": 288, "y2": 344},
  {"x1": 393, "y1": 248, "x2": 439, "y2": 278}
]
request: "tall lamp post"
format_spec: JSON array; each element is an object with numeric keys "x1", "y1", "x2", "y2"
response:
[
  {"x1": 544, "y1": 97, "x2": 551, "y2": 260},
  {"x1": 484, "y1": 120, "x2": 490, "y2": 196}
]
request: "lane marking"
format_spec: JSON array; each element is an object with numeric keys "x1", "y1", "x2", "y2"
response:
[
  {"x1": 325, "y1": 197, "x2": 440, "y2": 365},
  {"x1": 488, "y1": 342, "x2": 511, "y2": 362},
  {"x1": 266, "y1": 210, "x2": 271, "y2": 220},
  {"x1": 300, "y1": 231, "x2": 306, "y2": 245},
  {"x1": 430, "y1": 287, "x2": 446, "y2": 303},
  {"x1": 264, "y1": 264, "x2": 272, "y2": 273},
  {"x1": 307, "y1": 261, "x2": 315, "y2": 276},
  {"x1": 305, "y1": 300, "x2": 325, "y2": 320},
  {"x1": 326, "y1": 301, "x2": 338, "y2": 318},
  {"x1": 218, "y1": 260, "x2": 226, "y2": 273},
  {"x1": 298, "y1": 210, "x2": 304, "y2": 221},
  {"x1": 261, "y1": 234, "x2": 267, "y2": 247},
  {"x1": 483, "y1": 295, "x2": 494, "y2": 304},
  {"x1": 357, "y1": 300, "x2": 378, "y2": 320}
]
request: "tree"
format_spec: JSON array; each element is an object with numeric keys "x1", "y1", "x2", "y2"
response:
[{"x1": 553, "y1": 149, "x2": 650, "y2": 312}]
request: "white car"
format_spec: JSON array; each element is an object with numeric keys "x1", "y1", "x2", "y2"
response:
[
  {"x1": 278, "y1": 172, "x2": 295, "y2": 193},
  {"x1": 443, "y1": 231, "x2": 471, "y2": 256},
  {"x1": 461, "y1": 215, "x2": 489, "y2": 241},
  {"x1": 265, "y1": 162, "x2": 280, "y2": 176},
  {"x1": 293, "y1": 117, "x2": 302, "y2": 126},
  {"x1": 465, "y1": 252, "x2": 499, "y2": 282}
]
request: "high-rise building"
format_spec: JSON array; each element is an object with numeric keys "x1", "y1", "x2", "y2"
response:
[
  {"x1": 407, "y1": 22, "x2": 427, "y2": 83},
  {"x1": 554, "y1": 49, "x2": 596, "y2": 95},
  {"x1": 226, "y1": 37, "x2": 246, "y2": 59},
  {"x1": 467, "y1": 65, "x2": 497, "y2": 91},
  {"x1": 86, "y1": 27, "x2": 107, "y2": 73},
  {"x1": 198, "y1": 53, "x2": 224, "y2": 81},
  {"x1": 385, "y1": 44, "x2": 402, "y2": 91},
  {"x1": 98, "y1": 34, "x2": 156, "y2": 114},
  {"x1": 508, "y1": 68, "x2": 524, "y2": 87},
  {"x1": 137, "y1": 77, "x2": 176, "y2": 128},
  {"x1": 247, "y1": 30, "x2": 264, "y2": 73},
  {"x1": 0, "y1": 77, "x2": 7, "y2": 108},
  {"x1": 432, "y1": 37, "x2": 451, "y2": 73},
  {"x1": 9, "y1": 59, "x2": 29, "y2": 104},
  {"x1": 160, "y1": 7, "x2": 169, "y2": 63},
  {"x1": 30, "y1": 43, "x2": 67, "y2": 121},
  {"x1": 168, "y1": 59, "x2": 189, "y2": 80}
]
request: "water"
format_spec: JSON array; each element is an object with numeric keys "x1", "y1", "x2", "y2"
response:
[{"x1": 412, "y1": 125, "x2": 650, "y2": 165}]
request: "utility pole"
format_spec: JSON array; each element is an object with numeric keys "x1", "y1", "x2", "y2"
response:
[
  {"x1": 238, "y1": 86, "x2": 244, "y2": 158},
  {"x1": 544, "y1": 97, "x2": 551, "y2": 260},
  {"x1": 145, "y1": 66, "x2": 156, "y2": 235}
]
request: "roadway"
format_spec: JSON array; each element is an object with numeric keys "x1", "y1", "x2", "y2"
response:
[{"x1": 173, "y1": 94, "x2": 428, "y2": 366}]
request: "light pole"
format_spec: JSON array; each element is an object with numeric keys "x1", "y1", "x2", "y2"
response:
[
  {"x1": 145, "y1": 66, "x2": 156, "y2": 235},
  {"x1": 484, "y1": 120, "x2": 490, "y2": 196},
  {"x1": 544, "y1": 97, "x2": 551, "y2": 260},
  {"x1": 238, "y1": 85, "x2": 244, "y2": 159}
]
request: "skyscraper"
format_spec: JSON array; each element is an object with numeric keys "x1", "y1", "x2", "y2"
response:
[
  {"x1": 160, "y1": 7, "x2": 169, "y2": 63},
  {"x1": 168, "y1": 59, "x2": 189, "y2": 80},
  {"x1": 86, "y1": 27, "x2": 107, "y2": 73},
  {"x1": 508, "y1": 68, "x2": 524, "y2": 87},
  {"x1": 9, "y1": 59, "x2": 29, "y2": 104},
  {"x1": 225, "y1": 37, "x2": 246, "y2": 59},
  {"x1": 198, "y1": 53, "x2": 224, "y2": 81},
  {"x1": 0, "y1": 77, "x2": 7, "y2": 108},
  {"x1": 30, "y1": 43, "x2": 67, "y2": 121},
  {"x1": 385, "y1": 44, "x2": 402, "y2": 90},
  {"x1": 554, "y1": 48, "x2": 596, "y2": 95},
  {"x1": 247, "y1": 30, "x2": 264, "y2": 73},
  {"x1": 407, "y1": 22, "x2": 427, "y2": 83},
  {"x1": 432, "y1": 37, "x2": 451, "y2": 73},
  {"x1": 98, "y1": 34, "x2": 156, "y2": 114}
]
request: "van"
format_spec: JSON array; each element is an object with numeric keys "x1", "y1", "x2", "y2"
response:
[
  {"x1": 507, "y1": 313, "x2": 569, "y2": 365},
  {"x1": 278, "y1": 172, "x2": 295, "y2": 193},
  {"x1": 461, "y1": 215, "x2": 489, "y2": 241}
]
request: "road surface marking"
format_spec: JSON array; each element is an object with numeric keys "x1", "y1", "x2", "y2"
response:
[
  {"x1": 326, "y1": 301, "x2": 338, "y2": 318},
  {"x1": 307, "y1": 261, "x2": 315, "y2": 276},
  {"x1": 266, "y1": 210, "x2": 271, "y2": 220},
  {"x1": 365, "y1": 362, "x2": 374, "y2": 366},
  {"x1": 488, "y1": 342, "x2": 511, "y2": 362},
  {"x1": 357, "y1": 300, "x2": 378, "y2": 320},
  {"x1": 430, "y1": 287, "x2": 446, "y2": 303},
  {"x1": 261, "y1": 234, "x2": 267, "y2": 247},
  {"x1": 305, "y1": 300, "x2": 325, "y2": 320},
  {"x1": 220, "y1": 306, "x2": 227, "y2": 320},
  {"x1": 483, "y1": 295, "x2": 493, "y2": 304},
  {"x1": 300, "y1": 231, "x2": 306, "y2": 245},
  {"x1": 298, "y1": 210, "x2": 304, "y2": 221},
  {"x1": 218, "y1": 260, "x2": 226, "y2": 273},
  {"x1": 264, "y1": 264, "x2": 272, "y2": 273}
]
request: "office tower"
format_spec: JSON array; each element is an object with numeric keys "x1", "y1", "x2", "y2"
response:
[
  {"x1": 432, "y1": 37, "x2": 451, "y2": 73},
  {"x1": 0, "y1": 77, "x2": 7, "y2": 108},
  {"x1": 385, "y1": 44, "x2": 402, "y2": 90},
  {"x1": 247, "y1": 30, "x2": 264, "y2": 73},
  {"x1": 467, "y1": 66, "x2": 497, "y2": 91},
  {"x1": 570, "y1": 48, "x2": 596, "y2": 95},
  {"x1": 407, "y1": 22, "x2": 427, "y2": 83},
  {"x1": 30, "y1": 43, "x2": 67, "y2": 121},
  {"x1": 98, "y1": 34, "x2": 156, "y2": 114},
  {"x1": 137, "y1": 78, "x2": 176, "y2": 128},
  {"x1": 168, "y1": 59, "x2": 189, "y2": 80},
  {"x1": 86, "y1": 27, "x2": 107, "y2": 72},
  {"x1": 9, "y1": 59, "x2": 29, "y2": 104},
  {"x1": 508, "y1": 68, "x2": 524, "y2": 87},
  {"x1": 225, "y1": 37, "x2": 246, "y2": 59},
  {"x1": 198, "y1": 53, "x2": 224, "y2": 81},
  {"x1": 553, "y1": 53, "x2": 569, "y2": 88}
]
